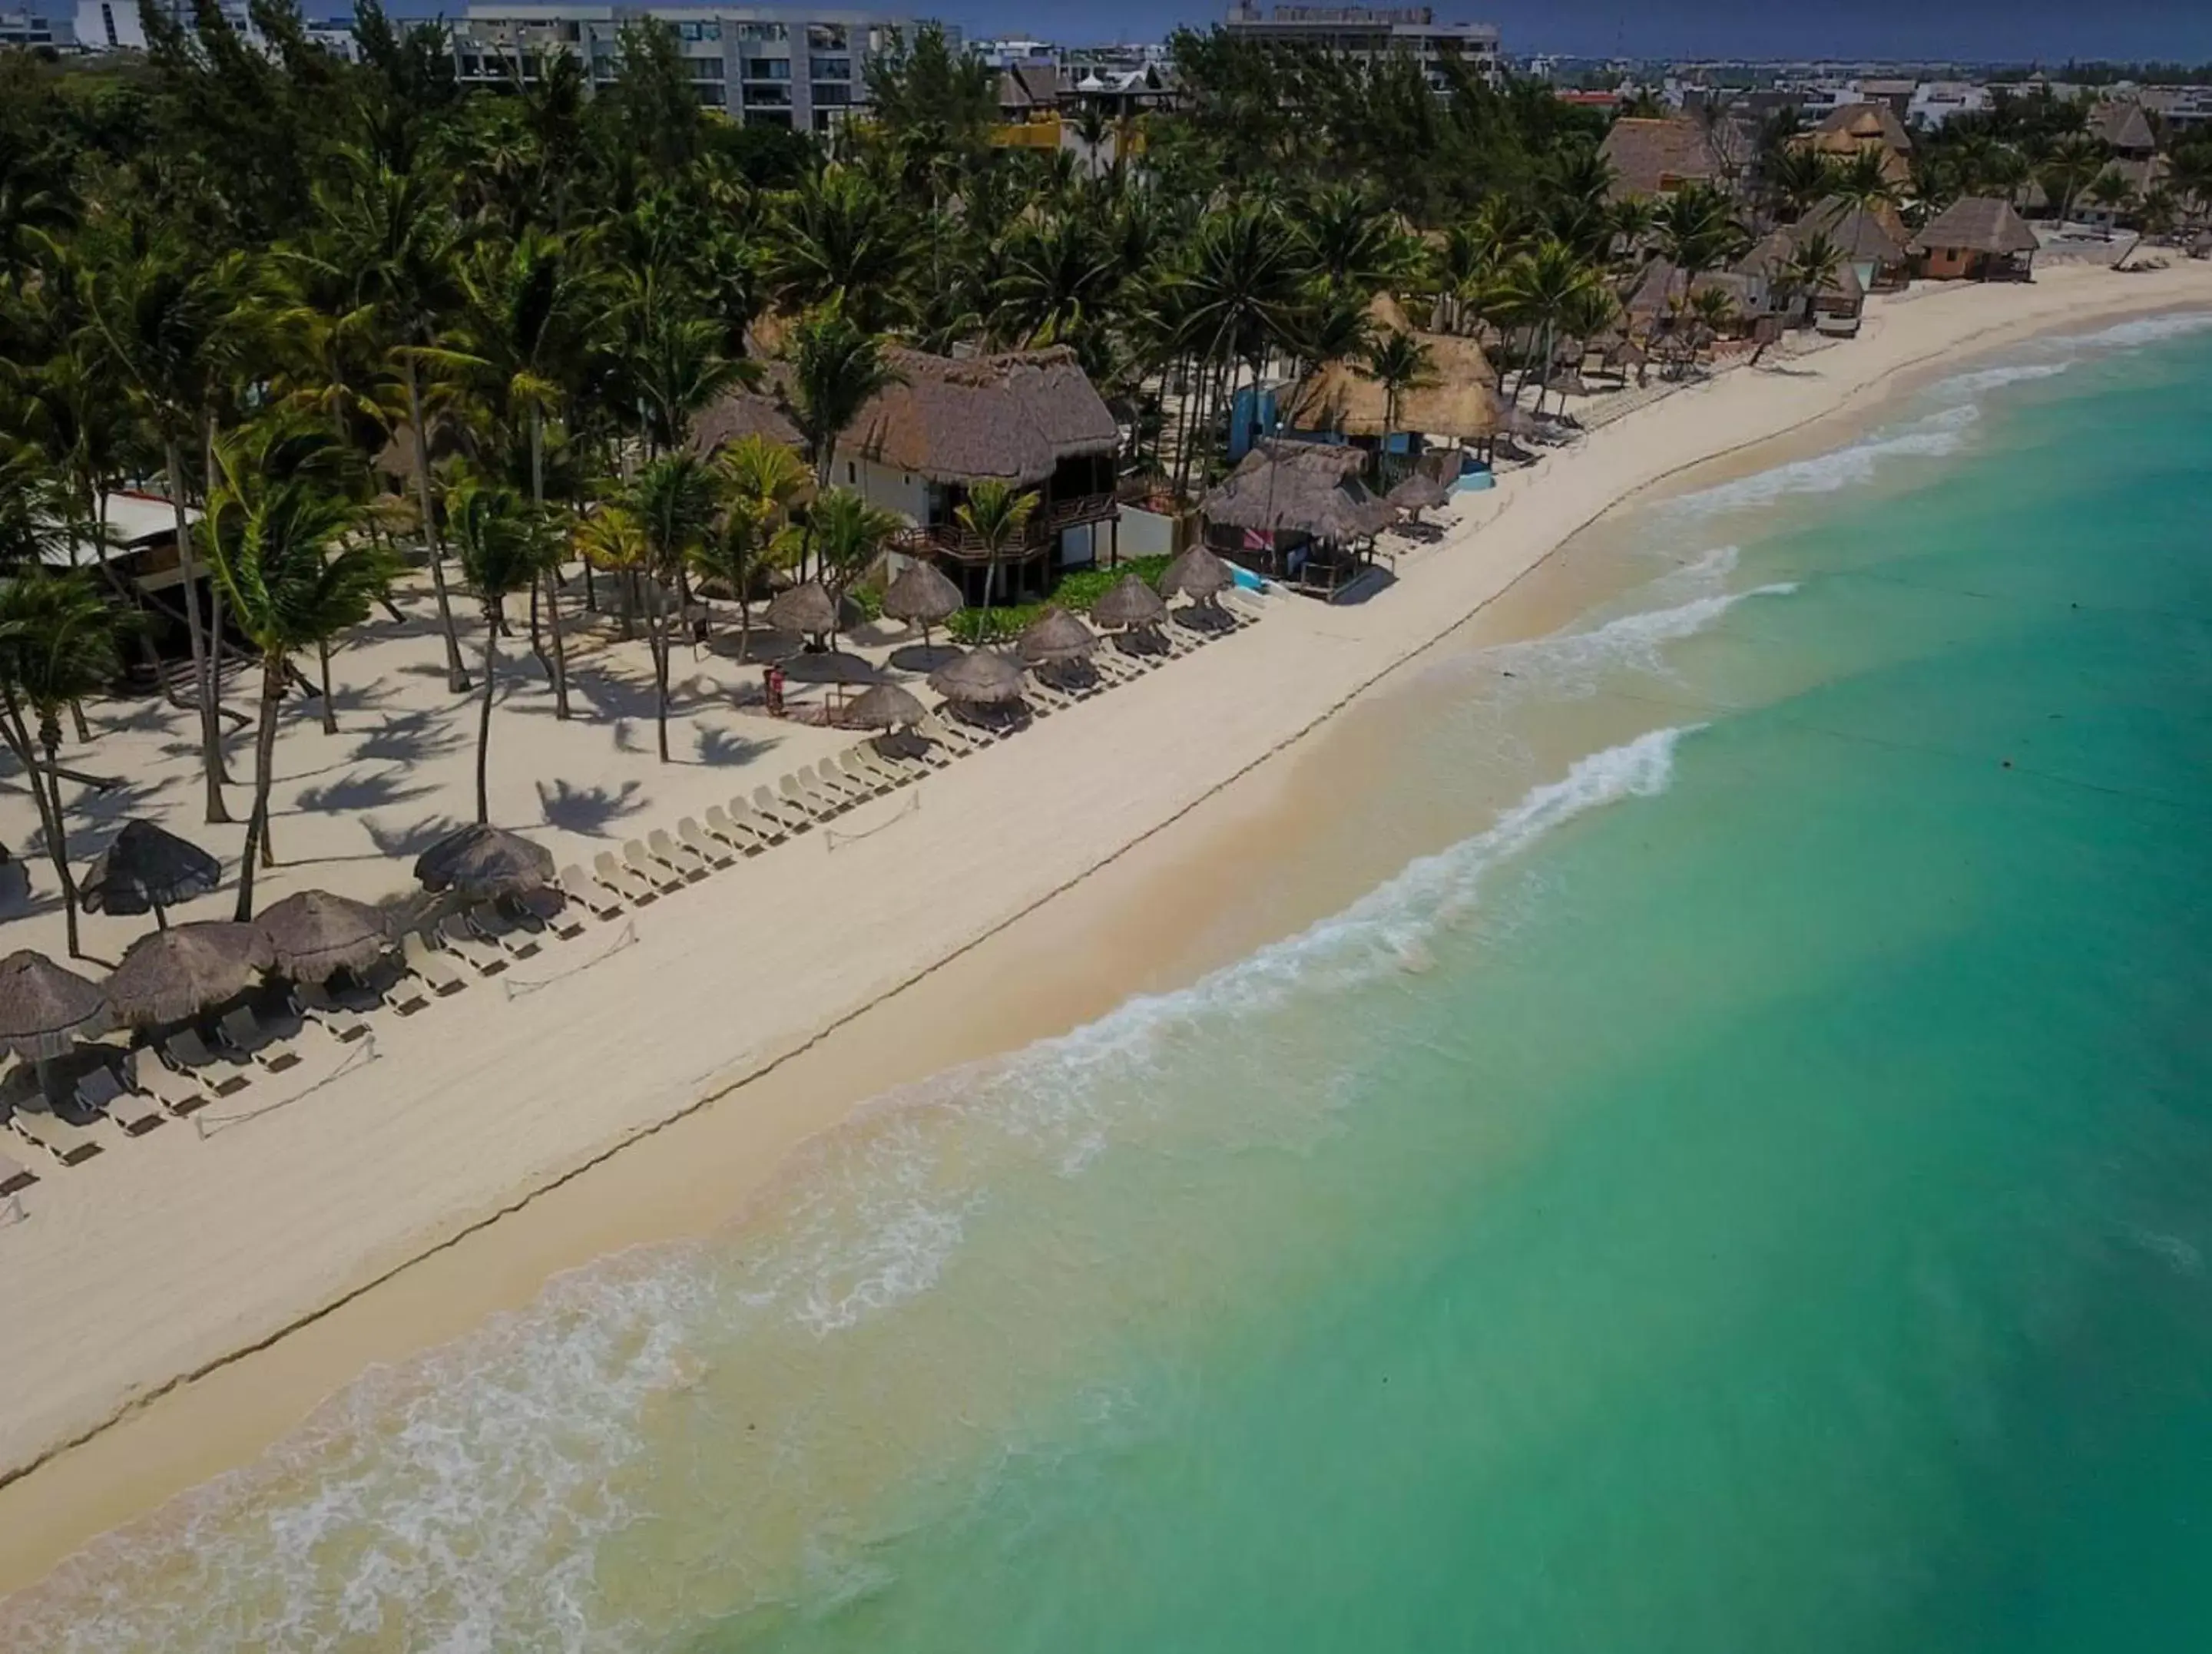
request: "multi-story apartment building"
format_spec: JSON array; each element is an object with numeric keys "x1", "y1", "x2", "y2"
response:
[
  {"x1": 1220, "y1": 3, "x2": 1500, "y2": 90},
  {"x1": 450, "y1": 5, "x2": 917, "y2": 131},
  {"x1": 66, "y1": 0, "x2": 354, "y2": 57}
]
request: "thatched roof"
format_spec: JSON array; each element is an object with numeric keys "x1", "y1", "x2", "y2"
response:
[
  {"x1": 104, "y1": 921, "x2": 273, "y2": 1027},
  {"x1": 1203, "y1": 441, "x2": 1391, "y2": 543},
  {"x1": 1017, "y1": 607, "x2": 1098, "y2": 666},
  {"x1": 412, "y1": 825, "x2": 555, "y2": 900},
  {"x1": 1387, "y1": 471, "x2": 1452, "y2": 513},
  {"x1": 686, "y1": 372, "x2": 803, "y2": 458},
  {"x1": 2091, "y1": 100, "x2": 2157, "y2": 154},
  {"x1": 1090, "y1": 571, "x2": 1167, "y2": 630},
  {"x1": 846, "y1": 682, "x2": 926, "y2": 730},
  {"x1": 1911, "y1": 197, "x2": 2040, "y2": 256},
  {"x1": 257, "y1": 890, "x2": 396, "y2": 985},
  {"x1": 1160, "y1": 544, "x2": 1235, "y2": 600},
  {"x1": 1288, "y1": 296, "x2": 1501, "y2": 443},
  {"x1": 1808, "y1": 101, "x2": 1913, "y2": 157},
  {"x1": 846, "y1": 347, "x2": 1118, "y2": 487},
  {"x1": 80, "y1": 819, "x2": 221, "y2": 916},
  {"x1": 882, "y1": 559, "x2": 964, "y2": 627},
  {"x1": 767, "y1": 580, "x2": 839, "y2": 637},
  {"x1": 929, "y1": 648, "x2": 1027, "y2": 705},
  {"x1": 1796, "y1": 196, "x2": 1912, "y2": 265},
  {"x1": 1598, "y1": 117, "x2": 1722, "y2": 200},
  {"x1": 0, "y1": 951, "x2": 109, "y2": 1061}
]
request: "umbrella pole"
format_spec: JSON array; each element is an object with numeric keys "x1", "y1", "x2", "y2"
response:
[{"x1": 154, "y1": 902, "x2": 169, "y2": 931}]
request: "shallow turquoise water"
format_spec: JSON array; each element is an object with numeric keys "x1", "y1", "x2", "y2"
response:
[{"x1": 12, "y1": 316, "x2": 2212, "y2": 1652}]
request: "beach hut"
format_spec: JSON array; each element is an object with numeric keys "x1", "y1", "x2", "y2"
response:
[
  {"x1": 412, "y1": 824, "x2": 555, "y2": 901},
  {"x1": 1798, "y1": 103, "x2": 1915, "y2": 190},
  {"x1": 1796, "y1": 195, "x2": 1912, "y2": 293},
  {"x1": 1598, "y1": 117, "x2": 1725, "y2": 200},
  {"x1": 1909, "y1": 198, "x2": 2041, "y2": 282},
  {"x1": 1200, "y1": 442, "x2": 1392, "y2": 601},
  {"x1": 1286, "y1": 294, "x2": 1500, "y2": 458},
  {"x1": 257, "y1": 891, "x2": 397, "y2": 985},
  {"x1": 104, "y1": 922, "x2": 273, "y2": 1027},
  {"x1": 79, "y1": 820, "x2": 222, "y2": 930}
]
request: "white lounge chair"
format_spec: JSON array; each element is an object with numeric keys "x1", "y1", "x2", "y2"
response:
[
  {"x1": 594, "y1": 849, "x2": 657, "y2": 905},
  {"x1": 647, "y1": 828, "x2": 710, "y2": 880},
  {"x1": 401, "y1": 928, "x2": 470, "y2": 997},
  {"x1": 559, "y1": 864, "x2": 628, "y2": 921},
  {"x1": 781, "y1": 773, "x2": 837, "y2": 820},
  {"x1": 805, "y1": 760, "x2": 866, "y2": 806},
  {"x1": 218, "y1": 1006, "x2": 305, "y2": 1072},
  {"x1": 467, "y1": 902, "x2": 545, "y2": 959},
  {"x1": 78, "y1": 1064, "x2": 162, "y2": 1136},
  {"x1": 0, "y1": 1148, "x2": 34, "y2": 1196},
  {"x1": 623, "y1": 839, "x2": 687, "y2": 894},
  {"x1": 8, "y1": 1104, "x2": 101, "y2": 1166},
  {"x1": 753, "y1": 785, "x2": 813, "y2": 834},
  {"x1": 131, "y1": 1053, "x2": 209, "y2": 1116},
  {"x1": 678, "y1": 816, "x2": 735, "y2": 868},
  {"x1": 840, "y1": 748, "x2": 903, "y2": 793},
  {"x1": 728, "y1": 796, "x2": 786, "y2": 845},
  {"x1": 434, "y1": 913, "x2": 510, "y2": 976},
  {"x1": 704, "y1": 805, "x2": 766, "y2": 855},
  {"x1": 162, "y1": 1026, "x2": 251, "y2": 1096},
  {"x1": 519, "y1": 885, "x2": 588, "y2": 938},
  {"x1": 291, "y1": 981, "x2": 373, "y2": 1044}
]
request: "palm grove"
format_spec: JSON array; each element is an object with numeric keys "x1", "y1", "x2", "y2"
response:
[{"x1": 5, "y1": 6, "x2": 2209, "y2": 954}]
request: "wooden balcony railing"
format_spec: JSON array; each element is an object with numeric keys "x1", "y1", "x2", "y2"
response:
[{"x1": 891, "y1": 492, "x2": 1118, "y2": 564}]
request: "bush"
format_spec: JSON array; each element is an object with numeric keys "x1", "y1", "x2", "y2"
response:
[{"x1": 944, "y1": 556, "x2": 1173, "y2": 644}]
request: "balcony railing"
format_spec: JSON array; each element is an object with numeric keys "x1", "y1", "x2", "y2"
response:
[{"x1": 891, "y1": 492, "x2": 1116, "y2": 564}]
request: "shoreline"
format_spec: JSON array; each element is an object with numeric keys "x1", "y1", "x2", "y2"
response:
[{"x1": 5, "y1": 260, "x2": 2210, "y2": 1595}]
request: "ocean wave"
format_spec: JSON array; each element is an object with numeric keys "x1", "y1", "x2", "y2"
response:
[
  {"x1": 1667, "y1": 403, "x2": 1979, "y2": 517},
  {"x1": 1930, "y1": 360, "x2": 2076, "y2": 399},
  {"x1": 0, "y1": 732, "x2": 1698, "y2": 1652},
  {"x1": 2045, "y1": 311, "x2": 2212, "y2": 352}
]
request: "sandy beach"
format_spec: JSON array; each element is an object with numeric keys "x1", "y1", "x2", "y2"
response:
[{"x1": 4, "y1": 256, "x2": 2210, "y2": 1593}]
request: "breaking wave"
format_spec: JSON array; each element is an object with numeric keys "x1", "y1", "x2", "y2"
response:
[
  {"x1": 1667, "y1": 404, "x2": 1979, "y2": 517},
  {"x1": 0, "y1": 729, "x2": 1700, "y2": 1654}
]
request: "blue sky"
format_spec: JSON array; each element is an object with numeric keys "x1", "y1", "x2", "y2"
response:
[{"x1": 387, "y1": 2, "x2": 2212, "y2": 63}]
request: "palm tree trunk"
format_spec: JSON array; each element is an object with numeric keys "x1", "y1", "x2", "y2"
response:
[
  {"x1": 232, "y1": 660, "x2": 286, "y2": 921},
  {"x1": 649, "y1": 601, "x2": 672, "y2": 763},
  {"x1": 5, "y1": 696, "x2": 81, "y2": 957},
  {"x1": 405, "y1": 356, "x2": 471, "y2": 693},
  {"x1": 475, "y1": 610, "x2": 498, "y2": 824},
  {"x1": 164, "y1": 436, "x2": 229, "y2": 823},
  {"x1": 316, "y1": 638, "x2": 338, "y2": 734}
]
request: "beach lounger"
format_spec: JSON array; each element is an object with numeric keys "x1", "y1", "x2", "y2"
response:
[
  {"x1": 78, "y1": 1064, "x2": 162, "y2": 1136},
  {"x1": 647, "y1": 828, "x2": 710, "y2": 880},
  {"x1": 594, "y1": 849, "x2": 657, "y2": 905},
  {"x1": 677, "y1": 816, "x2": 735, "y2": 868},
  {"x1": 730, "y1": 797, "x2": 789, "y2": 845},
  {"x1": 518, "y1": 885, "x2": 588, "y2": 938},
  {"x1": 0, "y1": 1148, "x2": 34, "y2": 1196},
  {"x1": 781, "y1": 773, "x2": 839, "y2": 820},
  {"x1": 8, "y1": 1104, "x2": 102, "y2": 1166},
  {"x1": 624, "y1": 839, "x2": 689, "y2": 894},
  {"x1": 218, "y1": 1006, "x2": 305, "y2": 1072},
  {"x1": 753, "y1": 785, "x2": 813, "y2": 834},
  {"x1": 291, "y1": 981, "x2": 373, "y2": 1044},
  {"x1": 559, "y1": 864, "x2": 629, "y2": 921},
  {"x1": 839, "y1": 749, "x2": 902, "y2": 793},
  {"x1": 131, "y1": 1053, "x2": 209, "y2": 1116},
  {"x1": 466, "y1": 901, "x2": 545, "y2": 959},
  {"x1": 917, "y1": 711, "x2": 982, "y2": 755},
  {"x1": 434, "y1": 913, "x2": 511, "y2": 976},
  {"x1": 805, "y1": 761, "x2": 867, "y2": 807},
  {"x1": 162, "y1": 1027, "x2": 252, "y2": 1096},
  {"x1": 401, "y1": 928, "x2": 471, "y2": 997},
  {"x1": 704, "y1": 805, "x2": 766, "y2": 856}
]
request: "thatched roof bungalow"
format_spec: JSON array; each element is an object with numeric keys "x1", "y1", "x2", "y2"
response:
[
  {"x1": 1286, "y1": 295, "x2": 1500, "y2": 447},
  {"x1": 1202, "y1": 441, "x2": 1392, "y2": 600},
  {"x1": 1910, "y1": 197, "x2": 2040, "y2": 282},
  {"x1": 1796, "y1": 195, "x2": 1912, "y2": 290},
  {"x1": 1598, "y1": 117, "x2": 1724, "y2": 200},
  {"x1": 1799, "y1": 103, "x2": 1913, "y2": 188}
]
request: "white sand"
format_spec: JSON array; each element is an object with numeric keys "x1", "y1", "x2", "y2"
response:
[{"x1": 2, "y1": 259, "x2": 2207, "y2": 1526}]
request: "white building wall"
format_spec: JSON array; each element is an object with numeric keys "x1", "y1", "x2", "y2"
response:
[{"x1": 849, "y1": 458, "x2": 929, "y2": 523}]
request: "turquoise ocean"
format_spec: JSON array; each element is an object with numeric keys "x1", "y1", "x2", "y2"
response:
[{"x1": 10, "y1": 313, "x2": 2212, "y2": 1651}]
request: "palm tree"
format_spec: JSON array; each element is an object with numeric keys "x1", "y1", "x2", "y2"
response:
[
  {"x1": 954, "y1": 478, "x2": 1038, "y2": 626},
  {"x1": 2040, "y1": 132, "x2": 2111, "y2": 225},
  {"x1": 768, "y1": 165, "x2": 912, "y2": 333},
  {"x1": 1777, "y1": 231, "x2": 1843, "y2": 336},
  {"x1": 198, "y1": 422, "x2": 393, "y2": 920},
  {"x1": 1498, "y1": 237, "x2": 1601, "y2": 415},
  {"x1": 300, "y1": 154, "x2": 474, "y2": 693},
  {"x1": 1833, "y1": 147, "x2": 1901, "y2": 210},
  {"x1": 0, "y1": 570, "x2": 124, "y2": 956},
  {"x1": 808, "y1": 487, "x2": 903, "y2": 599},
  {"x1": 447, "y1": 479, "x2": 554, "y2": 822},
  {"x1": 85, "y1": 243, "x2": 253, "y2": 822},
  {"x1": 785, "y1": 302, "x2": 900, "y2": 494},
  {"x1": 457, "y1": 228, "x2": 594, "y2": 719},
  {"x1": 1169, "y1": 200, "x2": 1311, "y2": 490},
  {"x1": 1765, "y1": 147, "x2": 1839, "y2": 220},
  {"x1": 628, "y1": 453, "x2": 717, "y2": 762},
  {"x1": 1363, "y1": 332, "x2": 1435, "y2": 480},
  {"x1": 2081, "y1": 170, "x2": 2136, "y2": 237},
  {"x1": 695, "y1": 433, "x2": 810, "y2": 659}
]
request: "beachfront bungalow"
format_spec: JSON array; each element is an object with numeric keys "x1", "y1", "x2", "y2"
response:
[
  {"x1": 1796, "y1": 102, "x2": 1913, "y2": 190},
  {"x1": 1598, "y1": 117, "x2": 1724, "y2": 200},
  {"x1": 2090, "y1": 99, "x2": 2160, "y2": 160},
  {"x1": 1200, "y1": 440, "x2": 1394, "y2": 602},
  {"x1": 1909, "y1": 198, "x2": 2041, "y2": 282},
  {"x1": 1284, "y1": 295, "x2": 1500, "y2": 464},
  {"x1": 1795, "y1": 195, "x2": 1912, "y2": 292}
]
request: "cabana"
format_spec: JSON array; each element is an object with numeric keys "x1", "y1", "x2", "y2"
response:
[
  {"x1": 1200, "y1": 442, "x2": 1393, "y2": 602},
  {"x1": 1286, "y1": 294, "x2": 1500, "y2": 468},
  {"x1": 1910, "y1": 198, "x2": 2040, "y2": 283}
]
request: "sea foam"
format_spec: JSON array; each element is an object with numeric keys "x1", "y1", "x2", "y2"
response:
[{"x1": 1667, "y1": 403, "x2": 1979, "y2": 517}]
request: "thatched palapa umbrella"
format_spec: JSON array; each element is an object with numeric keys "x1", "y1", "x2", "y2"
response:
[
  {"x1": 413, "y1": 823, "x2": 555, "y2": 901},
  {"x1": 80, "y1": 819, "x2": 222, "y2": 929},
  {"x1": 257, "y1": 890, "x2": 397, "y2": 984},
  {"x1": 0, "y1": 950, "x2": 109, "y2": 1060},
  {"x1": 1091, "y1": 573, "x2": 1167, "y2": 633},
  {"x1": 846, "y1": 682, "x2": 928, "y2": 732},
  {"x1": 1018, "y1": 607, "x2": 1098, "y2": 667},
  {"x1": 104, "y1": 921, "x2": 273, "y2": 1027},
  {"x1": 929, "y1": 648, "x2": 1026, "y2": 708},
  {"x1": 766, "y1": 580, "x2": 840, "y2": 644},
  {"x1": 1159, "y1": 544, "x2": 1236, "y2": 603},
  {"x1": 882, "y1": 560, "x2": 964, "y2": 650},
  {"x1": 1386, "y1": 471, "x2": 1453, "y2": 520}
]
